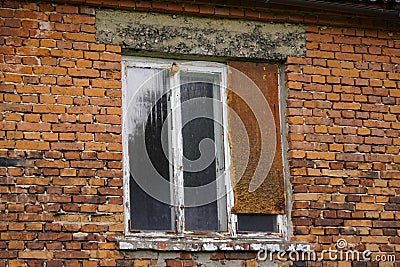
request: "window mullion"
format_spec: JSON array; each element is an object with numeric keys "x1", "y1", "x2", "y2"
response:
[
  {"x1": 122, "y1": 60, "x2": 131, "y2": 235},
  {"x1": 220, "y1": 67, "x2": 236, "y2": 237},
  {"x1": 170, "y1": 69, "x2": 185, "y2": 235}
]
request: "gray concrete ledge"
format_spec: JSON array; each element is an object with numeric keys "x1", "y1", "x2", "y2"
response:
[{"x1": 96, "y1": 10, "x2": 306, "y2": 60}]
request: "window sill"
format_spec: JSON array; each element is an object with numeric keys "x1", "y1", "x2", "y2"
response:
[{"x1": 117, "y1": 236, "x2": 289, "y2": 251}]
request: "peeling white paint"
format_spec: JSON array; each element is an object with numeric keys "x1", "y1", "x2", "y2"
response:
[
  {"x1": 202, "y1": 243, "x2": 218, "y2": 251},
  {"x1": 234, "y1": 245, "x2": 245, "y2": 250},
  {"x1": 261, "y1": 243, "x2": 280, "y2": 252},
  {"x1": 39, "y1": 21, "x2": 51, "y2": 30},
  {"x1": 219, "y1": 244, "x2": 234, "y2": 250},
  {"x1": 119, "y1": 241, "x2": 135, "y2": 250},
  {"x1": 118, "y1": 236, "x2": 291, "y2": 252},
  {"x1": 250, "y1": 243, "x2": 262, "y2": 251},
  {"x1": 72, "y1": 233, "x2": 88, "y2": 238}
]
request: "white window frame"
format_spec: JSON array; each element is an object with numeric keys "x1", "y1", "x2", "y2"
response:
[{"x1": 121, "y1": 56, "x2": 288, "y2": 247}]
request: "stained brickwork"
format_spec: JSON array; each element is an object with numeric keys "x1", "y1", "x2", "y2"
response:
[
  {"x1": 0, "y1": 0, "x2": 399, "y2": 266},
  {"x1": 0, "y1": 2, "x2": 124, "y2": 266},
  {"x1": 286, "y1": 26, "x2": 400, "y2": 262}
]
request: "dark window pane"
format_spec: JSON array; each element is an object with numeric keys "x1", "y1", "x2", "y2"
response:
[
  {"x1": 127, "y1": 68, "x2": 172, "y2": 231},
  {"x1": 237, "y1": 215, "x2": 277, "y2": 232},
  {"x1": 130, "y1": 175, "x2": 171, "y2": 230},
  {"x1": 180, "y1": 72, "x2": 224, "y2": 231}
]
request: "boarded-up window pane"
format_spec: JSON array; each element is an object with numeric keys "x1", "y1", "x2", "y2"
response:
[{"x1": 227, "y1": 61, "x2": 285, "y2": 214}]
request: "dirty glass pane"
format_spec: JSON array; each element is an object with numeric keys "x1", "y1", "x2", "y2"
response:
[
  {"x1": 127, "y1": 67, "x2": 172, "y2": 231},
  {"x1": 180, "y1": 72, "x2": 226, "y2": 231},
  {"x1": 237, "y1": 215, "x2": 277, "y2": 232}
]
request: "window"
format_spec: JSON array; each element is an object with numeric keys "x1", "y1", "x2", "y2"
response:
[{"x1": 122, "y1": 57, "x2": 287, "y2": 243}]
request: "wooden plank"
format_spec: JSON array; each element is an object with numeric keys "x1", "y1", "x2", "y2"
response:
[{"x1": 227, "y1": 61, "x2": 286, "y2": 214}]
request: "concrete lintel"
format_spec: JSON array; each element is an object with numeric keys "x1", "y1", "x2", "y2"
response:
[{"x1": 96, "y1": 10, "x2": 306, "y2": 60}]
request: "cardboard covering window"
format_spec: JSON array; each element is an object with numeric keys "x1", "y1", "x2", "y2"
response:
[{"x1": 227, "y1": 61, "x2": 286, "y2": 214}]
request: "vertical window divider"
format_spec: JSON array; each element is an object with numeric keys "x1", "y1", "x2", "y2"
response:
[
  {"x1": 219, "y1": 66, "x2": 236, "y2": 237},
  {"x1": 167, "y1": 74, "x2": 175, "y2": 232},
  {"x1": 170, "y1": 68, "x2": 185, "y2": 235},
  {"x1": 121, "y1": 60, "x2": 131, "y2": 236},
  {"x1": 214, "y1": 80, "x2": 226, "y2": 232}
]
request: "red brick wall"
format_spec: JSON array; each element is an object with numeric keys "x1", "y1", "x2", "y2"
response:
[
  {"x1": 286, "y1": 26, "x2": 400, "y2": 262},
  {"x1": 0, "y1": 1, "x2": 399, "y2": 266},
  {"x1": 0, "y1": 2, "x2": 125, "y2": 266}
]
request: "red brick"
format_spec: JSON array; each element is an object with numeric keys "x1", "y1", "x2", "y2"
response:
[
  {"x1": 32, "y1": 104, "x2": 66, "y2": 114},
  {"x1": 19, "y1": 251, "x2": 53, "y2": 259},
  {"x1": 51, "y1": 142, "x2": 84, "y2": 150},
  {"x1": 199, "y1": 6, "x2": 214, "y2": 15},
  {"x1": 68, "y1": 68, "x2": 99, "y2": 77},
  {"x1": 135, "y1": 1, "x2": 151, "y2": 9},
  {"x1": 166, "y1": 3, "x2": 182, "y2": 13},
  {"x1": 63, "y1": 14, "x2": 95, "y2": 25},
  {"x1": 38, "y1": 232, "x2": 72, "y2": 241},
  {"x1": 73, "y1": 195, "x2": 106, "y2": 204},
  {"x1": 54, "y1": 251, "x2": 89, "y2": 259},
  {"x1": 16, "y1": 140, "x2": 49, "y2": 150}
]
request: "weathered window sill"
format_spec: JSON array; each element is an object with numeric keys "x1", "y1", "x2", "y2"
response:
[{"x1": 117, "y1": 236, "x2": 289, "y2": 251}]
